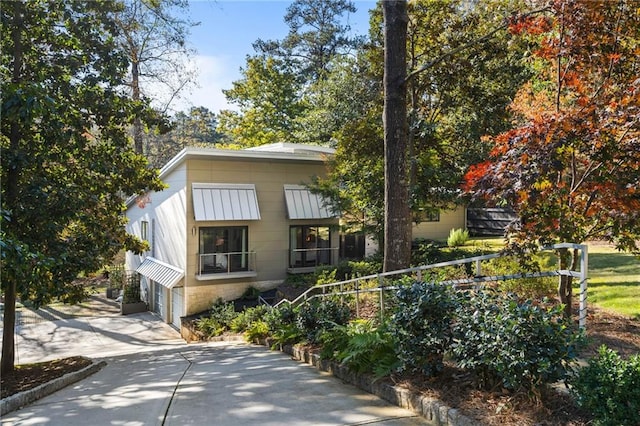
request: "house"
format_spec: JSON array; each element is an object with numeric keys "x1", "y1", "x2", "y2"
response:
[
  {"x1": 125, "y1": 143, "x2": 340, "y2": 329},
  {"x1": 124, "y1": 143, "x2": 466, "y2": 329}
]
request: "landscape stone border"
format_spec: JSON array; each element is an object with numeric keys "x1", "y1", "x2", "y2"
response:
[
  {"x1": 1, "y1": 360, "x2": 106, "y2": 416},
  {"x1": 265, "y1": 339, "x2": 482, "y2": 426}
]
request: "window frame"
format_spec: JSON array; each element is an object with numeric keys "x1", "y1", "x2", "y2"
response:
[
  {"x1": 289, "y1": 225, "x2": 333, "y2": 270},
  {"x1": 197, "y1": 226, "x2": 253, "y2": 277}
]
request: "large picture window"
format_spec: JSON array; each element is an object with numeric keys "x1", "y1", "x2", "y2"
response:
[
  {"x1": 289, "y1": 226, "x2": 332, "y2": 268},
  {"x1": 199, "y1": 226, "x2": 249, "y2": 274}
]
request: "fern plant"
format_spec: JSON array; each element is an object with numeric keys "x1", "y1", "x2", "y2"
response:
[{"x1": 323, "y1": 319, "x2": 400, "y2": 379}]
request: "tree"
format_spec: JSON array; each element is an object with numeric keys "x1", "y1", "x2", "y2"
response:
[
  {"x1": 382, "y1": 0, "x2": 411, "y2": 272},
  {"x1": 464, "y1": 0, "x2": 640, "y2": 316},
  {"x1": 146, "y1": 106, "x2": 224, "y2": 167},
  {"x1": 217, "y1": 56, "x2": 306, "y2": 147},
  {"x1": 114, "y1": 0, "x2": 196, "y2": 154},
  {"x1": 311, "y1": 1, "x2": 532, "y2": 267},
  {"x1": 1, "y1": 0, "x2": 164, "y2": 375},
  {"x1": 253, "y1": 0, "x2": 360, "y2": 82},
  {"x1": 219, "y1": 0, "x2": 363, "y2": 146}
]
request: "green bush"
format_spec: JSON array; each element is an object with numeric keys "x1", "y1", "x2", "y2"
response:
[
  {"x1": 196, "y1": 299, "x2": 238, "y2": 337},
  {"x1": 296, "y1": 298, "x2": 351, "y2": 344},
  {"x1": 264, "y1": 303, "x2": 302, "y2": 347},
  {"x1": 333, "y1": 260, "x2": 381, "y2": 281},
  {"x1": 195, "y1": 316, "x2": 226, "y2": 337},
  {"x1": 323, "y1": 319, "x2": 400, "y2": 378},
  {"x1": 230, "y1": 305, "x2": 269, "y2": 333},
  {"x1": 447, "y1": 228, "x2": 470, "y2": 247},
  {"x1": 570, "y1": 346, "x2": 640, "y2": 426},
  {"x1": 244, "y1": 320, "x2": 270, "y2": 342},
  {"x1": 241, "y1": 286, "x2": 261, "y2": 300},
  {"x1": 452, "y1": 291, "x2": 583, "y2": 391},
  {"x1": 108, "y1": 265, "x2": 126, "y2": 289},
  {"x1": 390, "y1": 282, "x2": 458, "y2": 376},
  {"x1": 483, "y1": 256, "x2": 556, "y2": 299}
]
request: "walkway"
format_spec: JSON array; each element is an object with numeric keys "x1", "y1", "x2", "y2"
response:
[{"x1": 2, "y1": 297, "x2": 431, "y2": 425}]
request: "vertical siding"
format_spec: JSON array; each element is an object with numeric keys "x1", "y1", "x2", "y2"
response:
[{"x1": 125, "y1": 164, "x2": 187, "y2": 274}]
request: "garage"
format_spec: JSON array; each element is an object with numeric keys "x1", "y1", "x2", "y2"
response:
[
  {"x1": 171, "y1": 287, "x2": 184, "y2": 329},
  {"x1": 136, "y1": 257, "x2": 185, "y2": 324}
]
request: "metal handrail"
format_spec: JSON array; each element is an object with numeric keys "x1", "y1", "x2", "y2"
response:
[
  {"x1": 274, "y1": 243, "x2": 589, "y2": 329},
  {"x1": 198, "y1": 251, "x2": 256, "y2": 275}
]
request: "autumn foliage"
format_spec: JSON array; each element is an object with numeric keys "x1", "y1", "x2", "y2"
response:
[{"x1": 465, "y1": 0, "x2": 640, "y2": 253}]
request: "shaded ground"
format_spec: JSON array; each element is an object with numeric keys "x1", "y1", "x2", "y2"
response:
[{"x1": 2, "y1": 280, "x2": 639, "y2": 425}]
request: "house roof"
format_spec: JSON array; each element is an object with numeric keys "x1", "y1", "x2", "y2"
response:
[
  {"x1": 126, "y1": 143, "x2": 335, "y2": 209},
  {"x1": 158, "y1": 143, "x2": 335, "y2": 180}
]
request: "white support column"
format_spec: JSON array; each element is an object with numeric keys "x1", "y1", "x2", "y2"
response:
[{"x1": 579, "y1": 244, "x2": 589, "y2": 330}]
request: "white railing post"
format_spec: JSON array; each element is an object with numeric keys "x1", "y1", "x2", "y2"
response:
[
  {"x1": 579, "y1": 244, "x2": 588, "y2": 330},
  {"x1": 355, "y1": 280, "x2": 360, "y2": 317},
  {"x1": 378, "y1": 274, "x2": 385, "y2": 321}
]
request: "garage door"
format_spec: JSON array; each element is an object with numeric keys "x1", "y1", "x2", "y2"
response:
[
  {"x1": 171, "y1": 287, "x2": 183, "y2": 329},
  {"x1": 153, "y1": 282, "x2": 165, "y2": 318}
]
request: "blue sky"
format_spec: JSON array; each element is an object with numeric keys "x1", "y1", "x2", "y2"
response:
[{"x1": 177, "y1": 0, "x2": 376, "y2": 114}]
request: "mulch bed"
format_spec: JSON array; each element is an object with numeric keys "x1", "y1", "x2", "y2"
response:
[{"x1": 1, "y1": 356, "x2": 93, "y2": 399}]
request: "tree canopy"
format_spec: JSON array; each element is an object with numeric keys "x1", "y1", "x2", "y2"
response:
[
  {"x1": 218, "y1": 0, "x2": 362, "y2": 146},
  {"x1": 114, "y1": 0, "x2": 197, "y2": 154},
  {"x1": 463, "y1": 0, "x2": 640, "y2": 315},
  {"x1": 1, "y1": 0, "x2": 165, "y2": 374},
  {"x1": 311, "y1": 0, "x2": 533, "y2": 254},
  {"x1": 465, "y1": 0, "x2": 640, "y2": 252}
]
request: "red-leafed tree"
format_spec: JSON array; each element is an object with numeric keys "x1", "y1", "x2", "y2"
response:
[{"x1": 464, "y1": 0, "x2": 640, "y2": 317}]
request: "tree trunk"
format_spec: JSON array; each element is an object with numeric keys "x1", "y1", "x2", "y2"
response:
[
  {"x1": 131, "y1": 59, "x2": 143, "y2": 154},
  {"x1": 1, "y1": 1, "x2": 24, "y2": 376},
  {"x1": 382, "y1": 0, "x2": 411, "y2": 272},
  {"x1": 557, "y1": 247, "x2": 573, "y2": 319},
  {"x1": 1, "y1": 281, "x2": 18, "y2": 376}
]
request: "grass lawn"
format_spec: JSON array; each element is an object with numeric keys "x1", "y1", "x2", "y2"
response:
[
  {"x1": 587, "y1": 243, "x2": 640, "y2": 319},
  {"x1": 465, "y1": 238, "x2": 640, "y2": 319}
]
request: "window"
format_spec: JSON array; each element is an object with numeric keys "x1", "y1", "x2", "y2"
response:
[
  {"x1": 199, "y1": 226, "x2": 249, "y2": 274},
  {"x1": 141, "y1": 221, "x2": 149, "y2": 241},
  {"x1": 416, "y1": 209, "x2": 440, "y2": 222},
  {"x1": 289, "y1": 226, "x2": 332, "y2": 268}
]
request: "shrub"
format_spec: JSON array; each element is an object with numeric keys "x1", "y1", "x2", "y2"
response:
[
  {"x1": 108, "y1": 265, "x2": 126, "y2": 289},
  {"x1": 452, "y1": 290, "x2": 583, "y2": 392},
  {"x1": 196, "y1": 299, "x2": 238, "y2": 337},
  {"x1": 296, "y1": 298, "x2": 351, "y2": 344},
  {"x1": 483, "y1": 255, "x2": 556, "y2": 299},
  {"x1": 195, "y1": 316, "x2": 226, "y2": 337},
  {"x1": 241, "y1": 286, "x2": 261, "y2": 300},
  {"x1": 323, "y1": 319, "x2": 399, "y2": 378},
  {"x1": 315, "y1": 268, "x2": 337, "y2": 285},
  {"x1": 570, "y1": 346, "x2": 640, "y2": 426},
  {"x1": 244, "y1": 320, "x2": 270, "y2": 342},
  {"x1": 230, "y1": 305, "x2": 269, "y2": 333},
  {"x1": 333, "y1": 260, "x2": 381, "y2": 281},
  {"x1": 390, "y1": 282, "x2": 458, "y2": 376},
  {"x1": 447, "y1": 228, "x2": 469, "y2": 247},
  {"x1": 264, "y1": 303, "x2": 303, "y2": 347}
]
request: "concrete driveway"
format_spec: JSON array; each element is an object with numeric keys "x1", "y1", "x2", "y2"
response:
[{"x1": 2, "y1": 312, "x2": 431, "y2": 425}]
